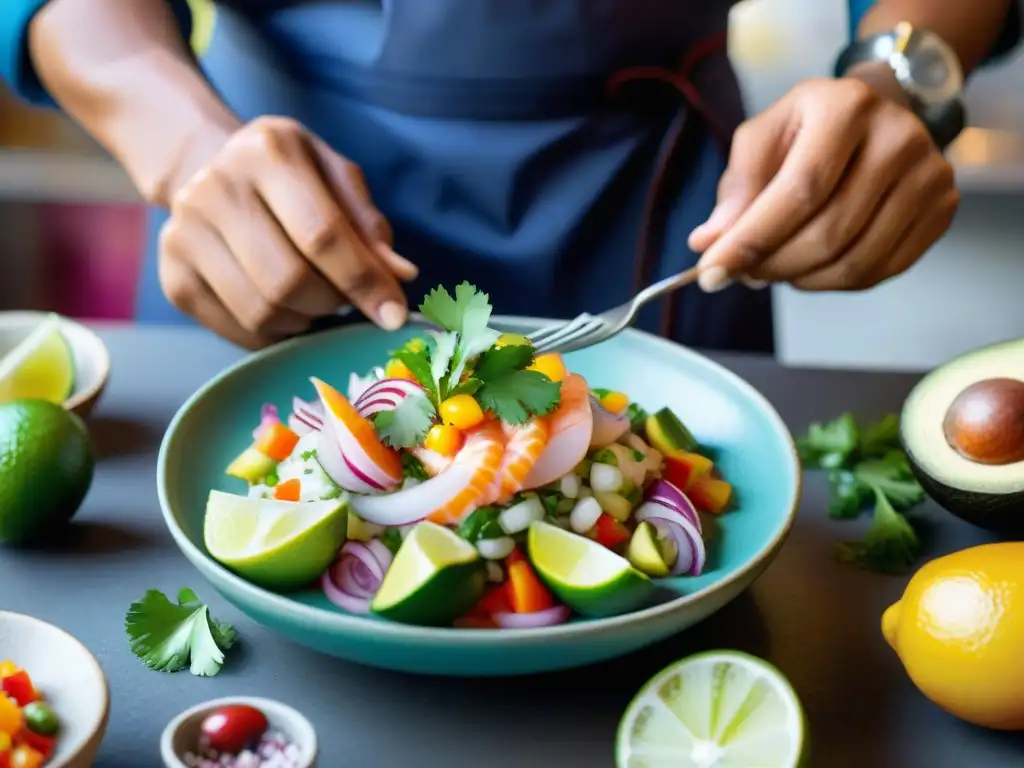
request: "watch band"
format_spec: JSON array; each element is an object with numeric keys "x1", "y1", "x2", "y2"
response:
[{"x1": 834, "y1": 28, "x2": 967, "y2": 151}]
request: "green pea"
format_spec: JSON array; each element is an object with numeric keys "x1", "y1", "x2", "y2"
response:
[{"x1": 23, "y1": 701, "x2": 60, "y2": 736}]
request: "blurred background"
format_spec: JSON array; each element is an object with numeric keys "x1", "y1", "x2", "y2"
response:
[{"x1": 0, "y1": 0, "x2": 1021, "y2": 371}]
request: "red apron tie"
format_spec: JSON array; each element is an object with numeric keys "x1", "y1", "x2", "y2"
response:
[{"x1": 606, "y1": 31, "x2": 730, "y2": 339}]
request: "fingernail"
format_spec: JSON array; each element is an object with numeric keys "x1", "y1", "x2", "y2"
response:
[
  {"x1": 741, "y1": 277, "x2": 769, "y2": 290},
  {"x1": 698, "y1": 266, "x2": 733, "y2": 293},
  {"x1": 378, "y1": 301, "x2": 407, "y2": 330}
]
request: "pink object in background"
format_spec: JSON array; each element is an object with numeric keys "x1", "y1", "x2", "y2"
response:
[{"x1": 37, "y1": 203, "x2": 146, "y2": 320}]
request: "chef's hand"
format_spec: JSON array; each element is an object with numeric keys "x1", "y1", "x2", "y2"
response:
[
  {"x1": 688, "y1": 70, "x2": 959, "y2": 293},
  {"x1": 158, "y1": 116, "x2": 418, "y2": 349}
]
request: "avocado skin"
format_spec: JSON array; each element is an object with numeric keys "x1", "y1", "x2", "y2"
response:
[{"x1": 904, "y1": 447, "x2": 1024, "y2": 535}]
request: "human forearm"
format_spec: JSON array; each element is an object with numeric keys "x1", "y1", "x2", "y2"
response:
[
  {"x1": 858, "y1": 0, "x2": 1012, "y2": 75},
  {"x1": 28, "y1": 0, "x2": 240, "y2": 205}
]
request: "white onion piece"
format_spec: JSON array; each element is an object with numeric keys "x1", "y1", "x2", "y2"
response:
[
  {"x1": 477, "y1": 536, "x2": 516, "y2": 560},
  {"x1": 589, "y1": 395, "x2": 630, "y2": 448},
  {"x1": 645, "y1": 479, "x2": 702, "y2": 532},
  {"x1": 315, "y1": 420, "x2": 381, "y2": 495},
  {"x1": 569, "y1": 496, "x2": 603, "y2": 533},
  {"x1": 498, "y1": 496, "x2": 544, "y2": 535},
  {"x1": 493, "y1": 605, "x2": 571, "y2": 628},
  {"x1": 348, "y1": 367, "x2": 385, "y2": 402},
  {"x1": 636, "y1": 504, "x2": 706, "y2": 576},
  {"x1": 313, "y1": 378, "x2": 401, "y2": 491},
  {"x1": 590, "y1": 463, "x2": 624, "y2": 493}
]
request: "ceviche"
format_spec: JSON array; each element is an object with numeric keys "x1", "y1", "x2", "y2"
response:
[{"x1": 205, "y1": 283, "x2": 734, "y2": 628}]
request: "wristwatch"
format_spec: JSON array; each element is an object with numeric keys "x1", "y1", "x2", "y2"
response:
[{"x1": 834, "y1": 22, "x2": 966, "y2": 150}]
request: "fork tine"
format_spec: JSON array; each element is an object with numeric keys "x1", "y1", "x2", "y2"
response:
[
  {"x1": 528, "y1": 314, "x2": 591, "y2": 348},
  {"x1": 533, "y1": 316, "x2": 606, "y2": 354},
  {"x1": 544, "y1": 326, "x2": 611, "y2": 355}
]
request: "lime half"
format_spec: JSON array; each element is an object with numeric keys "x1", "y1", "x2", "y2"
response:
[
  {"x1": 616, "y1": 651, "x2": 806, "y2": 768},
  {"x1": 204, "y1": 490, "x2": 348, "y2": 590},
  {"x1": 0, "y1": 314, "x2": 74, "y2": 405},
  {"x1": 528, "y1": 520, "x2": 655, "y2": 618},
  {"x1": 372, "y1": 521, "x2": 485, "y2": 626}
]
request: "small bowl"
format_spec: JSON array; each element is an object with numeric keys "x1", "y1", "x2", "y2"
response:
[
  {"x1": 0, "y1": 612, "x2": 109, "y2": 767},
  {"x1": 0, "y1": 311, "x2": 110, "y2": 419},
  {"x1": 161, "y1": 696, "x2": 318, "y2": 768}
]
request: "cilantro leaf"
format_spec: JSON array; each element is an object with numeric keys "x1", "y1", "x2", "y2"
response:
[
  {"x1": 474, "y1": 343, "x2": 534, "y2": 381},
  {"x1": 420, "y1": 284, "x2": 500, "y2": 395},
  {"x1": 826, "y1": 468, "x2": 872, "y2": 519},
  {"x1": 390, "y1": 345, "x2": 434, "y2": 397},
  {"x1": 373, "y1": 392, "x2": 436, "y2": 448},
  {"x1": 858, "y1": 413, "x2": 902, "y2": 458},
  {"x1": 427, "y1": 331, "x2": 458, "y2": 396},
  {"x1": 401, "y1": 452, "x2": 430, "y2": 481},
  {"x1": 477, "y1": 370, "x2": 561, "y2": 425},
  {"x1": 835, "y1": 488, "x2": 920, "y2": 574},
  {"x1": 797, "y1": 412, "x2": 859, "y2": 469},
  {"x1": 125, "y1": 588, "x2": 237, "y2": 676}
]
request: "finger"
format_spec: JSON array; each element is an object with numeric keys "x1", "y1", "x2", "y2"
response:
[
  {"x1": 748, "y1": 114, "x2": 932, "y2": 282},
  {"x1": 164, "y1": 210, "x2": 311, "y2": 336},
  {"x1": 310, "y1": 136, "x2": 420, "y2": 282},
  {"x1": 791, "y1": 158, "x2": 957, "y2": 291},
  {"x1": 883, "y1": 188, "x2": 959, "y2": 279},
  {"x1": 697, "y1": 81, "x2": 875, "y2": 287},
  {"x1": 212, "y1": 182, "x2": 345, "y2": 316},
  {"x1": 241, "y1": 123, "x2": 409, "y2": 329},
  {"x1": 688, "y1": 111, "x2": 790, "y2": 254},
  {"x1": 157, "y1": 249, "x2": 281, "y2": 351}
]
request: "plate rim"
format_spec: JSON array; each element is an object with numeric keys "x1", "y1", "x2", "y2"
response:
[{"x1": 157, "y1": 316, "x2": 801, "y2": 644}]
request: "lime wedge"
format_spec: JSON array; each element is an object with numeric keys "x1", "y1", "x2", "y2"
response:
[
  {"x1": 371, "y1": 521, "x2": 485, "y2": 626},
  {"x1": 527, "y1": 520, "x2": 655, "y2": 618},
  {"x1": 0, "y1": 315, "x2": 75, "y2": 405},
  {"x1": 627, "y1": 520, "x2": 674, "y2": 577},
  {"x1": 616, "y1": 651, "x2": 807, "y2": 768},
  {"x1": 204, "y1": 490, "x2": 348, "y2": 590}
]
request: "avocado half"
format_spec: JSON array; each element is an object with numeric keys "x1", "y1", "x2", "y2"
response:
[{"x1": 901, "y1": 339, "x2": 1024, "y2": 534}]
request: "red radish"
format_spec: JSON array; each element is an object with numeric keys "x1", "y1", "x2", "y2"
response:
[{"x1": 523, "y1": 374, "x2": 593, "y2": 489}]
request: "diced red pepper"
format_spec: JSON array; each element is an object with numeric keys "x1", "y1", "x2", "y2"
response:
[
  {"x1": 474, "y1": 583, "x2": 512, "y2": 616},
  {"x1": 253, "y1": 422, "x2": 300, "y2": 461},
  {"x1": 662, "y1": 451, "x2": 714, "y2": 492},
  {"x1": 1, "y1": 672, "x2": 36, "y2": 707},
  {"x1": 0, "y1": 731, "x2": 11, "y2": 766},
  {"x1": 272, "y1": 477, "x2": 301, "y2": 502},
  {"x1": 594, "y1": 514, "x2": 631, "y2": 550},
  {"x1": 508, "y1": 561, "x2": 553, "y2": 613},
  {"x1": 14, "y1": 733, "x2": 52, "y2": 762},
  {"x1": 506, "y1": 546, "x2": 527, "y2": 566},
  {"x1": 688, "y1": 476, "x2": 733, "y2": 514}
]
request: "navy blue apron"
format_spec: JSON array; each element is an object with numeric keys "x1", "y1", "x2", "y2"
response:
[{"x1": 137, "y1": 0, "x2": 773, "y2": 352}]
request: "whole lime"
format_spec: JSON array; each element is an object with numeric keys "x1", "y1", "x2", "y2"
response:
[{"x1": 0, "y1": 400, "x2": 95, "y2": 544}]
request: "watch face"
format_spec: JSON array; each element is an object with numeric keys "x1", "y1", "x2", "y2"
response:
[{"x1": 897, "y1": 30, "x2": 964, "y2": 105}]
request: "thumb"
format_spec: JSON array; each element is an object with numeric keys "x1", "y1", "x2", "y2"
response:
[
  {"x1": 311, "y1": 137, "x2": 419, "y2": 283},
  {"x1": 688, "y1": 109, "x2": 790, "y2": 268}
]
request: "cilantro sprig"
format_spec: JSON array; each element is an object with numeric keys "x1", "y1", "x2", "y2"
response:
[
  {"x1": 374, "y1": 392, "x2": 436, "y2": 449},
  {"x1": 125, "y1": 588, "x2": 237, "y2": 676},
  {"x1": 401, "y1": 282, "x2": 561, "y2": 425},
  {"x1": 799, "y1": 412, "x2": 925, "y2": 574}
]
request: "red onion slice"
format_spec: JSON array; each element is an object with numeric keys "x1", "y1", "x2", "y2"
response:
[
  {"x1": 645, "y1": 479, "x2": 702, "y2": 533},
  {"x1": 636, "y1": 505, "x2": 706, "y2": 576},
  {"x1": 589, "y1": 395, "x2": 630, "y2": 449},
  {"x1": 315, "y1": 420, "x2": 382, "y2": 494},
  {"x1": 322, "y1": 539, "x2": 393, "y2": 614},
  {"x1": 355, "y1": 379, "x2": 425, "y2": 407},
  {"x1": 493, "y1": 605, "x2": 571, "y2": 629},
  {"x1": 252, "y1": 403, "x2": 281, "y2": 440}
]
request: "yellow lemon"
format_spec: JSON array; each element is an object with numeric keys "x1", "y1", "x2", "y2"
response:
[{"x1": 882, "y1": 542, "x2": 1024, "y2": 730}]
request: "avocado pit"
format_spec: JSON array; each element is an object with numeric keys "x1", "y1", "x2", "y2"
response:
[{"x1": 942, "y1": 377, "x2": 1024, "y2": 466}]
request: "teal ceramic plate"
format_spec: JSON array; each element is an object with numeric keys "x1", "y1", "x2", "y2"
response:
[{"x1": 158, "y1": 318, "x2": 800, "y2": 677}]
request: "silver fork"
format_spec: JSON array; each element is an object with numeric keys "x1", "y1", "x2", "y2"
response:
[{"x1": 529, "y1": 266, "x2": 702, "y2": 354}]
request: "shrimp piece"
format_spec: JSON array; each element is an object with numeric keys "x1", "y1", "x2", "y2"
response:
[
  {"x1": 351, "y1": 420, "x2": 505, "y2": 527},
  {"x1": 521, "y1": 373, "x2": 593, "y2": 490},
  {"x1": 484, "y1": 418, "x2": 551, "y2": 505},
  {"x1": 411, "y1": 446, "x2": 452, "y2": 477}
]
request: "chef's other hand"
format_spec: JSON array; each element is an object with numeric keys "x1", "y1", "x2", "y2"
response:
[
  {"x1": 688, "y1": 76, "x2": 959, "y2": 292},
  {"x1": 158, "y1": 116, "x2": 418, "y2": 349}
]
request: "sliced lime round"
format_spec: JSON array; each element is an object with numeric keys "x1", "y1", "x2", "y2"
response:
[
  {"x1": 204, "y1": 490, "x2": 348, "y2": 590},
  {"x1": 371, "y1": 521, "x2": 485, "y2": 626},
  {"x1": 527, "y1": 520, "x2": 655, "y2": 618},
  {"x1": 616, "y1": 651, "x2": 807, "y2": 768},
  {"x1": 0, "y1": 314, "x2": 74, "y2": 405}
]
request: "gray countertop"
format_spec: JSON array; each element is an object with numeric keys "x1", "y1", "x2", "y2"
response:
[{"x1": 1, "y1": 326, "x2": 1023, "y2": 768}]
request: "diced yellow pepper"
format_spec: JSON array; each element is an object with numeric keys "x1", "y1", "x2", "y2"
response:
[
  {"x1": 599, "y1": 391, "x2": 629, "y2": 414},
  {"x1": 0, "y1": 661, "x2": 17, "y2": 679},
  {"x1": 0, "y1": 731, "x2": 11, "y2": 752},
  {"x1": 11, "y1": 745, "x2": 45, "y2": 768},
  {"x1": 528, "y1": 353, "x2": 567, "y2": 383},
  {"x1": 0, "y1": 694, "x2": 22, "y2": 737},
  {"x1": 385, "y1": 359, "x2": 416, "y2": 382}
]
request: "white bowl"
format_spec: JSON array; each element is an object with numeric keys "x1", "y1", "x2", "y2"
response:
[
  {"x1": 0, "y1": 612, "x2": 109, "y2": 767},
  {"x1": 0, "y1": 312, "x2": 110, "y2": 418},
  {"x1": 161, "y1": 696, "x2": 318, "y2": 768}
]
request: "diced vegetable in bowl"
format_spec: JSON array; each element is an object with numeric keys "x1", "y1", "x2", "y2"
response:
[{"x1": 204, "y1": 283, "x2": 738, "y2": 629}]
